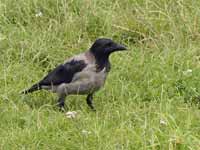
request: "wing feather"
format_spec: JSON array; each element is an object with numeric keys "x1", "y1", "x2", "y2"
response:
[{"x1": 39, "y1": 59, "x2": 87, "y2": 86}]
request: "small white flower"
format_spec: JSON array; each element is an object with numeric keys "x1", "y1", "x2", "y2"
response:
[
  {"x1": 35, "y1": 11, "x2": 43, "y2": 17},
  {"x1": 160, "y1": 119, "x2": 167, "y2": 126},
  {"x1": 66, "y1": 111, "x2": 77, "y2": 119},
  {"x1": 82, "y1": 130, "x2": 91, "y2": 135},
  {"x1": 183, "y1": 69, "x2": 192, "y2": 75}
]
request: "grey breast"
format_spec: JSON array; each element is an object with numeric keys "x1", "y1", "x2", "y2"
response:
[
  {"x1": 44, "y1": 51, "x2": 107, "y2": 95},
  {"x1": 56, "y1": 64, "x2": 107, "y2": 95}
]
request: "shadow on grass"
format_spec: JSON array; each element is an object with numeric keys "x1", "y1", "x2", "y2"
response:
[{"x1": 20, "y1": 92, "x2": 88, "y2": 111}]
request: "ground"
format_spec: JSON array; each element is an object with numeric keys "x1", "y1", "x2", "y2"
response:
[{"x1": 0, "y1": 0, "x2": 200, "y2": 149}]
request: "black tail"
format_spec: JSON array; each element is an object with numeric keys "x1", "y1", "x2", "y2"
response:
[{"x1": 21, "y1": 84, "x2": 41, "y2": 94}]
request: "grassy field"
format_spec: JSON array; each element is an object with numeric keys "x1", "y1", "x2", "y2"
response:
[{"x1": 0, "y1": 0, "x2": 200, "y2": 149}]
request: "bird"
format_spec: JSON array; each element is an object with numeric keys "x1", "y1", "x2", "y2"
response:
[{"x1": 21, "y1": 38, "x2": 127, "y2": 111}]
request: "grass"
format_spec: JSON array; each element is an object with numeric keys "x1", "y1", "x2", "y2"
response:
[{"x1": 0, "y1": 0, "x2": 200, "y2": 149}]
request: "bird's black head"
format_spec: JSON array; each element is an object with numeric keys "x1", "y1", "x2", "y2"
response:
[
  {"x1": 89, "y1": 38, "x2": 127, "y2": 72},
  {"x1": 90, "y1": 38, "x2": 127, "y2": 57}
]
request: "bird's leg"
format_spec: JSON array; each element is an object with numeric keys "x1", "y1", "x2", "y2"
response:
[
  {"x1": 57, "y1": 94, "x2": 66, "y2": 111},
  {"x1": 86, "y1": 93, "x2": 95, "y2": 111}
]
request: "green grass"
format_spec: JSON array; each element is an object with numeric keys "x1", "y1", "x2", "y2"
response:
[{"x1": 0, "y1": 0, "x2": 200, "y2": 149}]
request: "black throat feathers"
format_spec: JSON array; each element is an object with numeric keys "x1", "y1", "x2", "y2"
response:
[{"x1": 93, "y1": 53, "x2": 111, "y2": 73}]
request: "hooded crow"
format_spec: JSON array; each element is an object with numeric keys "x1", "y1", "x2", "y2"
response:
[{"x1": 22, "y1": 38, "x2": 127, "y2": 110}]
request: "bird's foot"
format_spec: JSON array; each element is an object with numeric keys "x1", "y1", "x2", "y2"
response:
[
  {"x1": 59, "y1": 106, "x2": 66, "y2": 112},
  {"x1": 57, "y1": 101, "x2": 66, "y2": 112},
  {"x1": 88, "y1": 105, "x2": 96, "y2": 112},
  {"x1": 91, "y1": 108, "x2": 96, "y2": 112}
]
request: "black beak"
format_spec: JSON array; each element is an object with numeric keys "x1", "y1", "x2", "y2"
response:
[
  {"x1": 115, "y1": 44, "x2": 127, "y2": 51},
  {"x1": 109, "y1": 43, "x2": 127, "y2": 53}
]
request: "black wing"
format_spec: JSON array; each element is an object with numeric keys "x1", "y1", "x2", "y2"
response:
[{"x1": 39, "y1": 59, "x2": 87, "y2": 86}]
